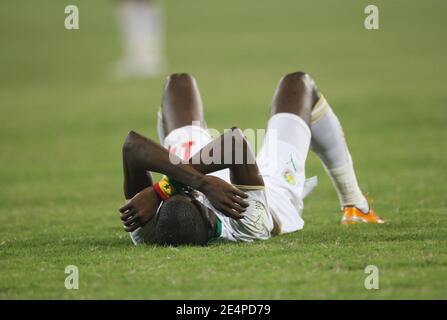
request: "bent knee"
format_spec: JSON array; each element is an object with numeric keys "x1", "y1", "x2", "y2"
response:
[
  {"x1": 165, "y1": 73, "x2": 196, "y2": 89},
  {"x1": 122, "y1": 130, "x2": 139, "y2": 154},
  {"x1": 280, "y1": 71, "x2": 316, "y2": 90}
]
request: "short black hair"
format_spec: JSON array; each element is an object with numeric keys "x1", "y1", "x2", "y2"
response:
[{"x1": 154, "y1": 195, "x2": 211, "y2": 246}]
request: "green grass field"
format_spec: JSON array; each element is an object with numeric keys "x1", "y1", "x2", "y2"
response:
[{"x1": 1, "y1": 0, "x2": 446, "y2": 299}]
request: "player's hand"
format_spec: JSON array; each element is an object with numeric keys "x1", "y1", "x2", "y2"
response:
[
  {"x1": 199, "y1": 175, "x2": 249, "y2": 220},
  {"x1": 118, "y1": 187, "x2": 161, "y2": 232}
]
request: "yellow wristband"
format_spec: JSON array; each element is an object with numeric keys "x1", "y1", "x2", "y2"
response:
[{"x1": 158, "y1": 176, "x2": 176, "y2": 198}]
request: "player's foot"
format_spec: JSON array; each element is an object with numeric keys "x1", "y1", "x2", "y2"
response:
[{"x1": 341, "y1": 206, "x2": 385, "y2": 225}]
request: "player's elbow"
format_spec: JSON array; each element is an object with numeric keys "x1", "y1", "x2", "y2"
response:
[
  {"x1": 122, "y1": 130, "x2": 139, "y2": 154},
  {"x1": 228, "y1": 127, "x2": 246, "y2": 146},
  {"x1": 230, "y1": 126, "x2": 243, "y2": 137},
  {"x1": 228, "y1": 128, "x2": 253, "y2": 162}
]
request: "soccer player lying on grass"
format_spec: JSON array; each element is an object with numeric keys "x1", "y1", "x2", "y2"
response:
[{"x1": 119, "y1": 72, "x2": 384, "y2": 246}]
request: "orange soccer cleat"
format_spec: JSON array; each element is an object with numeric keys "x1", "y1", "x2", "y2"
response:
[{"x1": 341, "y1": 206, "x2": 385, "y2": 225}]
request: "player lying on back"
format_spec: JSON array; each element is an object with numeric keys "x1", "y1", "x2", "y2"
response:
[{"x1": 119, "y1": 72, "x2": 384, "y2": 245}]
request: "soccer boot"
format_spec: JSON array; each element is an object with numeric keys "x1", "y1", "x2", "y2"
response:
[{"x1": 341, "y1": 206, "x2": 385, "y2": 225}]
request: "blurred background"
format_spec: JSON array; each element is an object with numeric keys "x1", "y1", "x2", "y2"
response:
[{"x1": 0, "y1": 0, "x2": 446, "y2": 298}]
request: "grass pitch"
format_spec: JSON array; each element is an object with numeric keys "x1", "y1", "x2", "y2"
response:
[{"x1": 0, "y1": 0, "x2": 446, "y2": 299}]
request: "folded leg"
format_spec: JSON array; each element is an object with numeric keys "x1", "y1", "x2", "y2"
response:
[{"x1": 159, "y1": 73, "x2": 206, "y2": 138}]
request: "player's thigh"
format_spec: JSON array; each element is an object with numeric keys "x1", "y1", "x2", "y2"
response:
[{"x1": 257, "y1": 113, "x2": 311, "y2": 196}]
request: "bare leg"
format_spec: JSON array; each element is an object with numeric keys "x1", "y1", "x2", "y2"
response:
[
  {"x1": 270, "y1": 71, "x2": 320, "y2": 124},
  {"x1": 271, "y1": 71, "x2": 369, "y2": 212},
  {"x1": 161, "y1": 73, "x2": 207, "y2": 136}
]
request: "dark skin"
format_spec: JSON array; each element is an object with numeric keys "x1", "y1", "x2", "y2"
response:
[
  {"x1": 120, "y1": 72, "x2": 320, "y2": 234},
  {"x1": 270, "y1": 71, "x2": 321, "y2": 125},
  {"x1": 119, "y1": 73, "x2": 262, "y2": 233},
  {"x1": 161, "y1": 73, "x2": 207, "y2": 135}
]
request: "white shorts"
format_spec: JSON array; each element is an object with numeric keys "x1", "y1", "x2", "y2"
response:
[{"x1": 256, "y1": 113, "x2": 311, "y2": 234}]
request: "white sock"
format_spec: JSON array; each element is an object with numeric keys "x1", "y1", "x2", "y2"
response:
[
  {"x1": 117, "y1": 0, "x2": 164, "y2": 74},
  {"x1": 310, "y1": 96, "x2": 369, "y2": 212},
  {"x1": 324, "y1": 157, "x2": 369, "y2": 212}
]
